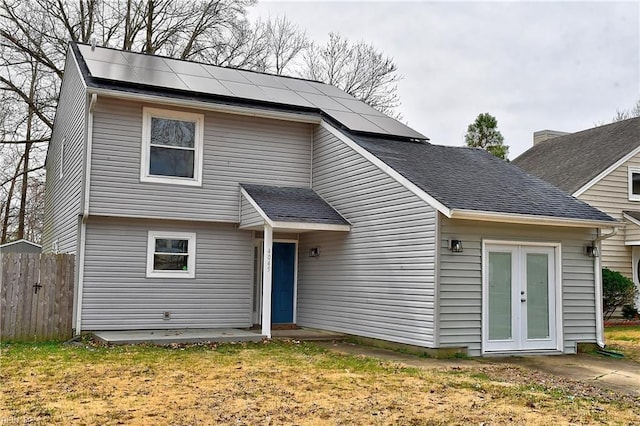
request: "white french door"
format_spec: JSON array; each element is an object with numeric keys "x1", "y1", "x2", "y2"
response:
[{"x1": 483, "y1": 243, "x2": 561, "y2": 353}]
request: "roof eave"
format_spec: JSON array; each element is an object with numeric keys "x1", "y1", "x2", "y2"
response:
[
  {"x1": 86, "y1": 85, "x2": 322, "y2": 125},
  {"x1": 572, "y1": 143, "x2": 640, "y2": 197},
  {"x1": 449, "y1": 209, "x2": 618, "y2": 229}
]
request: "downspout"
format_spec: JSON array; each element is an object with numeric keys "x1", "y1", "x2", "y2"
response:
[
  {"x1": 593, "y1": 227, "x2": 618, "y2": 348},
  {"x1": 75, "y1": 93, "x2": 97, "y2": 335}
]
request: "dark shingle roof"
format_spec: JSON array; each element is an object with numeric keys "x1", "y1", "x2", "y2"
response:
[
  {"x1": 240, "y1": 184, "x2": 350, "y2": 225},
  {"x1": 512, "y1": 117, "x2": 640, "y2": 194},
  {"x1": 351, "y1": 135, "x2": 615, "y2": 223}
]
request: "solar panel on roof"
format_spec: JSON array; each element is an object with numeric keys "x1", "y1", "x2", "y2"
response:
[
  {"x1": 179, "y1": 74, "x2": 234, "y2": 96},
  {"x1": 204, "y1": 66, "x2": 251, "y2": 83},
  {"x1": 259, "y1": 87, "x2": 314, "y2": 108},
  {"x1": 279, "y1": 78, "x2": 324, "y2": 94},
  {"x1": 84, "y1": 59, "x2": 142, "y2": 83},
  {"x1": 323, "y1": 110, "x2": 386, "y2": 134},
  {"x1": 123, "y1": 53, "x2": 173, "y2": 72},
  {"x1": 307, "y1": 81, "x2": 353, "y2": 99},
  {"x1": 333, "y1": 97, "x2": 382, "y2": 115},
  {"x1": 241, "y1": 72, "x2": 288, "y2": 89},
  {"x1": 78, "y1": 44, "x2": 128, "y2": 64},
  {"x1": 78, "y1": 45, "x2": 427, "y2": 139},
  {"x1": 131, "y1": 67, "x2": 189, "y2": 90},
  {"x1": 297, "y1": 92, "x2": 351, "y2": 112},
  {"x1": 362, "y1": 114, "x2": 426, "y2": 139},
  {"x1": 163, "y1": 58, "x2": 211, "y2": 78},
  {"x1": 219, "y1": 80, "x2": 273, "y2": 102}
]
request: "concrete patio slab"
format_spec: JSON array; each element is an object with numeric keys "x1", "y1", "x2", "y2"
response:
[
  {"x1": 271, "y1": 328, "x2": 345, "y2": 341},
  {"x1": 93, "y1": 328, "x2": 265, "y2": 345}
]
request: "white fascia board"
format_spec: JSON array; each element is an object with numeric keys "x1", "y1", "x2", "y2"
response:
[
  {"x1": 573, "y1": 144, "x2": 640, "y2": 197},
  {"x1": 450, "y1": 209, "x2": 620, "y2": 229},
  {"x1": 86, "y1": 87, "x2": 321, "y2": 125},
  {"x1": 270, "y1": 221, "x2": 351, "y2": 232},
  {"x1": 320, "y1": 121, "x2": 452, "y2": 217},
  {"x1": 622, "y1": 212, "x2": 640, "y2": 227},
  {"x1": 239, "y1": 188, "x2": 275, "y2": 227}
]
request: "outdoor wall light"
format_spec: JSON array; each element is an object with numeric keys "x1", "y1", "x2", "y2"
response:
[
  {"x1": 585, "y1": 244, "x2": 599, "y2": 258},
  {"x1": 309, "y1": 247, "x2": 320, "y2": 257},
  {"x1": 449, "y1": 239, "x2": 463, "y2": 253}
]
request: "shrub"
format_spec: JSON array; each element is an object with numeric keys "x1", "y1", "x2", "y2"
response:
[{"x1": 602, "y1": 268, "x2": 638, "y2": 320}]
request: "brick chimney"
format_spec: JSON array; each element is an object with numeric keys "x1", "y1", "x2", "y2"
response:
[{"x1": 533, "y1": 130, "x2": 569, "y2": 146}]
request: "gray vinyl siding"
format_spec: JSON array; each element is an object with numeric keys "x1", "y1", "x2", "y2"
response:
[
  {"x1": 296, "y1": 126, "x2": 437, "y2": 347},
  {"x1": 239, "y1": 194, "x2": 264, "y2": 229},
  {"x1": 624, "y1": 219, "x2": 640, "y2": 243},
  {"x1": 439, "y1": 217, "x2": 598, "y2": 356},
  {"x1": 89, "y1": 98, "x2": 312, "y2": 222},
  {"x1": 579, "y1": 155, "x2": 640, "y2": 278},
  {"x1": 42, "y1": 53, "x2": 86, "y2": 253},
  {"x1": 81, "y1": 217, "x2": 253, "y2": 330}
]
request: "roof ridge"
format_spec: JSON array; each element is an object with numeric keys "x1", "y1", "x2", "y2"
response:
[{"x1": 536, "y1": 115, "x2": 640, "y2": 146}]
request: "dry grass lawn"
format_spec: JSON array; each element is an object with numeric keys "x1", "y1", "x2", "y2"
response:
[
  {"x1": 604, "y1": 325, "x2": 640, "y2": 363},
  {"x1": 1, "y1": 340, "x2": 638, "y2": 425}
]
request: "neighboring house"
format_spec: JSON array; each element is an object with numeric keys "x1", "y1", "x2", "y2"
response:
[
  {"x1": 514, "y1": 118, "x2": 640, "y2": 308},
  {"x1": 43, "y1": 42, "x2": 617, "y2": 356},
  {"x1": 0, "y1": 239, "x2": 42, "y2": 254}
]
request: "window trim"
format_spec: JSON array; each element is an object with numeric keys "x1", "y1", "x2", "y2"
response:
[
  {"x1": 628, "y1": 166, "x2": 640, "y2": 201},
  {"x1": 140, "y1": 107, "x2": 204, "y2": 186},
  {"x1": 146, "y1": 231, "x2": 196, "y2": 278}
]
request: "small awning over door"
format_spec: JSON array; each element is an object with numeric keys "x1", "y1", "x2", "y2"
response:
[
  {"x1": 623, "y1": 211, "x2": 640, "y2": 246},
  {"x1": 238, "y1": 184, "x2": 351, "y2": 233}
]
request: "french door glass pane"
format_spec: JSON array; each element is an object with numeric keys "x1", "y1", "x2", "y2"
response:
[
  {"x1": 489, "y1": 252, "x2": 512, "y2": 340},
  {"x1": 527, "y1": 253, "x2": 550, "y2": 339}
]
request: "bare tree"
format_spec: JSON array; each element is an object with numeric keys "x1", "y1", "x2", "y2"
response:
[
  {"x1": 1, "y1": 2, "x2": 404, "y2": 242},
  {"x1": 264, "y1": 15, "x2": 307, "y2": 75},
  {"x1": 612, "y1": 98, "x2": 640, "y2": 122},
  {"x1": 301, "y1": 33, "x2": 401, "y2": 115},
  {"x1": 0, "y1": 0, "x2": 262, "y2": 243}
]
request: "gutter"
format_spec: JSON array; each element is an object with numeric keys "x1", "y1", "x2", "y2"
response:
[
  {"x1": 75, "y1": 93, "x2": 98, "y2": 335},
  {"x1": 593, "y1": 227, "x2": 619, "y2": 348}
]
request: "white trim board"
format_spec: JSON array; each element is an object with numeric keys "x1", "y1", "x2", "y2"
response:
[
  {"x1": 622, "y1": 212, "x2": 640, "y2": 227},
  {"x1": 573, "y1": 144, "x2": 640, "y2": 197}
]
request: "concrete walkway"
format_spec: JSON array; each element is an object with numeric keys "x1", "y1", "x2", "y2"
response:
[
  {"x1": 316, "y1": 341, "x2": 640, "y2": 397},
  {"x1": 488, "y1": 354, "x2": 640, "y2": 397}
]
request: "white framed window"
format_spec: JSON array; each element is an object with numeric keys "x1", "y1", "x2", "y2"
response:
[
  {"x1": 140, "y1": 107, "x2": 204, "y2": 186},
  {"x1": 146, "y1": 231, "x2": 196, "y2": 278},
  {"x1": 628, "y1": 166, "x2": 640, "y2": 201}
]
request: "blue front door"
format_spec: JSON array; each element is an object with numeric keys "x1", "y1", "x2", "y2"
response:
[{"x1": 271, "y1": 242, "x2": 296, "y2": 323}]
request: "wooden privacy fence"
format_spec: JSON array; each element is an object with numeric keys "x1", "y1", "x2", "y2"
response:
[{"x1": 0, "y1": 253, "x2": 75, "y2": 342}]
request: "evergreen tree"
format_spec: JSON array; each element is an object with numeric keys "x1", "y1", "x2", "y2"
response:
[{"x1": 465, "y1": 113, "x2": 509, "y2": 160}]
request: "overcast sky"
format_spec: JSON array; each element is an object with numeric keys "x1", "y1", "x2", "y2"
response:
[{"x1": 248, "y1": 1, "x2": 639, "y2": 159}]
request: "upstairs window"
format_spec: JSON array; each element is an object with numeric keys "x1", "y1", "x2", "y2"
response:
[
  {"x1": 141, "y1": 108, "x2": 204, "y2": 186},
  {"x1": 146, "y1": 231, "x2": 196, "y2": 278},
  {"x1": 629, "y1": 167, "x2": 640, "y2": 201}
]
